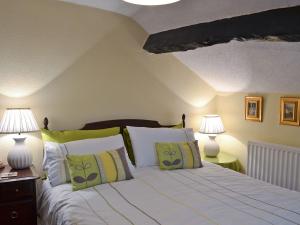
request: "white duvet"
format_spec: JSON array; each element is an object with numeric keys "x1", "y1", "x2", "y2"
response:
[{"x1": 38, "y1": 162, "x2": 300, "y2": 225}]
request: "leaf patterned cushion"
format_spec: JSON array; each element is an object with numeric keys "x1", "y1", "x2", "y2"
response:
[
  {"x1": 67, "y1": 147, "x2": 133, "y2": 191},
  {"x1": 156, "y1": 141, "x2": 203, "y2": 170}
]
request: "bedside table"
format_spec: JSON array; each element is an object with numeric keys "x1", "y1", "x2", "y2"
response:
[
  {"x1": 0, "y1": 165, "x2": 39, "y2": 225},
  {"x1": 201, "y1": 152, "x2": 241, "y2": 172}
]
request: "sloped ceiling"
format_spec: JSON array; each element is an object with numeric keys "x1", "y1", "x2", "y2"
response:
[
  {"x1": 61, "y1": 0, "x2": 300, "y2": 93},
  {"x1": 0, "y1": 0, "x2": 126, "y2": 97}
]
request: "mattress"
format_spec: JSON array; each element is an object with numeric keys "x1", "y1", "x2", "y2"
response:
[{"x1": 38, "y1": 161, "x2": 300, "y2": 225}]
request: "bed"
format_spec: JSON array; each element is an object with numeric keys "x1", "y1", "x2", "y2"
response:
[{"x1": 38, "y1": 116, "x2": 300, "y2": 225}]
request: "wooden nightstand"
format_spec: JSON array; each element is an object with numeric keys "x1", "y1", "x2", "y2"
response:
[
  {"x1": 201, "y1": 152, "x2": 242, "y2": 172},
  {"x1": 0, "y1": 165, "x2": 39, "y2": 225}
]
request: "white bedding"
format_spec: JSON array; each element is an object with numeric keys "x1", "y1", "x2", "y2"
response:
[{"x1": 38, "y1": 162, "x2": 300, "y2": 225}]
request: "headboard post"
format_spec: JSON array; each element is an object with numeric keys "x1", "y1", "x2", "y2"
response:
[
  {"x1": 182, "y1": 114, "x2": 186, "y2": 128},
  {"x1": 43, "y1": 117, "x2": 49, "y2": 130}
]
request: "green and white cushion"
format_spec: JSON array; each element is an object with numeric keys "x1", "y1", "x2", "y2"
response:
[
  {"x1": 156, "y1": 141, "x2": 203, "y2": 170},
  {"x1": 67, "y1": 147, "x2": 133, "y2": 191}
]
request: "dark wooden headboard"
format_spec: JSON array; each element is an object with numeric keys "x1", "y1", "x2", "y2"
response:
[
  {"x1": 43, "y1": 114, "x2": 185, "y2": 165},
  {"x1": 43, "y1": 114, "x2": 186, "y2": 131}
]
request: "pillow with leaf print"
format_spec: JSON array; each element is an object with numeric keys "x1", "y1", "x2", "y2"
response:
[
  {"x1": 44, "y1": 134, "x2": 134, "y2": 187},
  {"x1": 156, "y1": 141, "x2": 203, "y2": 170},
  {"x1": 67, "y1": 147, "x2": 133, "y2": 191},
  {"x1": 127, "y1": 126, "x2": 195, "y2": 168}
]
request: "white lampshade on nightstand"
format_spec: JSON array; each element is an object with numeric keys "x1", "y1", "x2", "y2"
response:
[
  {"x1": 199, "y1": 115, "x2": 225, "y2": 157},
  {"x1": 0, "y1": 108, "x2": 39, "y2": 169}
]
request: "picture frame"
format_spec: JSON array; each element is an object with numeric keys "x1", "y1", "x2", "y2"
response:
[
  {"x1": 245, "y1": 96, "x2": 263, "y2": 122},
  {"x1": 280, "y1": 97, "x2": 300, "y2": 126}
]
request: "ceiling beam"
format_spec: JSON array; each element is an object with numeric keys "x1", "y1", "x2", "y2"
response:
[{"x1": 143, "y1": 6, "x2": 300, "y2": 54}]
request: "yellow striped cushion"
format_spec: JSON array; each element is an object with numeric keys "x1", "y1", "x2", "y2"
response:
[
  {"x1": 67, "y1": 147, "x2": 133, "y2": 191},
  {"x1": 156, "y1": 141, "x2": 203, "y2": 170}
]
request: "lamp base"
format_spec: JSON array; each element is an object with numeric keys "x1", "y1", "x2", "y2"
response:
[
  {"x1": 7, "y1": 137, "x2": 32, "y2": 169},
  {"x1": 204, "y1": 136, "x2": 220, "y2": 157}
]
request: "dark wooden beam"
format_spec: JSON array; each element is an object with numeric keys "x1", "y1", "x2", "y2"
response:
[{"x1": 143, "y1": 6, "x2": 300, "y2": 54}]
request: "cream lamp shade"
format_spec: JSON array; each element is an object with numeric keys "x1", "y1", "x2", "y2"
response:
[
  {"x1": 199, "y1": 115, "x2": 225, "y2": 135},
  {"x1": 0, "y1": 108, "x2": 39, "y2": 134},
  {"x1": 122, "y1": 0, "x2": 180, "y2": 6},
  {"x1": 0, "y1": 108, "x2": 39, "y2": 169},
  {"x1": 199, "y1": 115, "x2": 225, "y2": 157}
]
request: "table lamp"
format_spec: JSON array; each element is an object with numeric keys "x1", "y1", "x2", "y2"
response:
[
  {"x1": 199, "y1": 115, "x2": 225, "y2": 157},
  {"x1": 0, "y1": 108, "x2": 39, "y2": 169}
]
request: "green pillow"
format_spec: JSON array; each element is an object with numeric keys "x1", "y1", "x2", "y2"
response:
[
  {"x1": 123, "y1": 128, "x2": 136, "y2": 165},
  {"x1": 156, "y1": 141, "x2": 203, "y2": 170},
  {"x1": 41, "y1": 127, "x2": 120, "y2": 143},
  {"x1": 172, "y1": 123, "x2": 183, "y2": 129},
  {"x1": 123, "y1": 123, "x2": 183, "y2": 165},
  {"x1": 67, "y1": 147, "x2": 133, "y2": 191}
]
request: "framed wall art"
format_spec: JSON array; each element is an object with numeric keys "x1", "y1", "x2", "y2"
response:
[
  {"x1": 280, "y1": 97, "x2": 300, "y2": 126},
  {"x1": 245, "y1": 96, "x2": 263, "y2": 122}
]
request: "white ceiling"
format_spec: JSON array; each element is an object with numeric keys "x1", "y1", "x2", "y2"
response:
[{"x1": 61, "y1": 0, "x2": 300, "y2": 93}]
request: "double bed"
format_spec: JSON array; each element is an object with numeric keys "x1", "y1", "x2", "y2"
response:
[{"x1": 38, "y1": 116, "x2": 300, "y2": 225}]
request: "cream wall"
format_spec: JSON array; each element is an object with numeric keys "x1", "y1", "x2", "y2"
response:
[
  {"x1": 0, "y1": 0, "x2": 216, "y2": 172},
  {"x1": 216, "y1": 93, "x2": 300, "y2": 170}
]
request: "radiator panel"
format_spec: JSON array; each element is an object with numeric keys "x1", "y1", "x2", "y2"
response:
[{"x1": 247, "y1": 141, "x2": 300, "y2": 191}]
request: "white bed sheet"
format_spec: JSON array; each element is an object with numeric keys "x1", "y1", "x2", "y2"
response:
[{"x1": 38, "y1": 162, "x2": 300, "y2": 225}]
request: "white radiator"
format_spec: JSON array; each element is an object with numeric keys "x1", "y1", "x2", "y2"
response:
[{"x1": 247, "y1": 141, "x2": 300, "y2": 191}]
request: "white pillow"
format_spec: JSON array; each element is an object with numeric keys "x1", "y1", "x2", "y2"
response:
[
  {"x1": 127, "y1": 126, "x2": 195, "y2": 168},
  {"x1": 43, "y1": 134, "x2": 135, "y2": 187}
]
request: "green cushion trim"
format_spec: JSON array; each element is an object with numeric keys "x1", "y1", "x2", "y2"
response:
[
  {"x1": 41, "y1": 127, "x2": 120, "y2": 143},
  {"x1": 172, "y1": 123, "x2": 183, "y2": 129},
  {"x1": 66, "y1": 147, "x2": 133, "y2": 191},
  {"x1": 156, "y1": 141, "x2": 203, "y2": 170}
]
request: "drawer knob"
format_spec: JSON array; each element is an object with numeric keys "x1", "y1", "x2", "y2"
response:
[
  {"x1": 15, "y1": 188, "x2": 19, "y2": 193},
  {"x1": 10, "y1": 210, "x2": 19, "y2": 219}
]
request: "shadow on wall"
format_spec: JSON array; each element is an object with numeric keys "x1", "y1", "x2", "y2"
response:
[
  {"x1": 0, "y1": 17, "x2": 216, "y2": 130},
  {"x1": 0, "y1": 0, "x2": 130, "y2": 98}
]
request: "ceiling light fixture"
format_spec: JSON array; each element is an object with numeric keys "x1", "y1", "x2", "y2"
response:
[{"x1": 122, "y1": 0, "x2": 181, "y2": 6}]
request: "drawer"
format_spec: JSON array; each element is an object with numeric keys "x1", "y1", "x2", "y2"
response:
[
  {"x1": 0, "y1": 180, "x2": 34, "y2": 202},
  {"x1": 0, "y1": 199, "x2": 37, "y2": 225}
]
